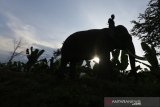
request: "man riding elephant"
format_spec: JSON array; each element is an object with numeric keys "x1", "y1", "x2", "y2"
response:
[
  {"x1": 60, "y1": 25, "x2": 138, "y2": 78},
  {"x1": 108, "y1": 14, "x2": 116, "y2": 42},
  {"x1": 108, "y1": 14, "x2": 115, "y2": 28}
]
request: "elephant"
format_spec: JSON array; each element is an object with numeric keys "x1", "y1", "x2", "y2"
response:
[{"x1": 60, "y1": 25, "x2": 136, "y2": 77}]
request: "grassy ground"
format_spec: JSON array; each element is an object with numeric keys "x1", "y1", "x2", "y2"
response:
[{"x1": 0, "y1": 70, "x2": 160, "y2": 107}]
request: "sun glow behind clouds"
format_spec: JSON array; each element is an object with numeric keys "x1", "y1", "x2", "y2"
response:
[{"x1": 93, "y1": 56, "x2": 100, "y2": 63}]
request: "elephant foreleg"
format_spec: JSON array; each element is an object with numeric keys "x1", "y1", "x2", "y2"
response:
[{"x1": 99, "y1": 51, "x2": 112, "y2": 70}]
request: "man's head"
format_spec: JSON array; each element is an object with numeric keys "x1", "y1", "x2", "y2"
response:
[{"x1": 111, "y1": 14, "x2": 115, "y2": 19}]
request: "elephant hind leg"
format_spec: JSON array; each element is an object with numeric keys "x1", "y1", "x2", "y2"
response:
[
  {"x1": 61, "y1": 57, "x2": 68, "y2": 69},
  {"x1": 58, "y1": 57, "x2": 68, "y2": 78},
  {"x1": 98, "y1": 51, "x2": 113, "y2": 78},
  {"x1": 99, "y1": 51, "x2": 110, "y2": 64},
  {"x1": 69, "y1": 61, "x2": 77, "y2": 79}
]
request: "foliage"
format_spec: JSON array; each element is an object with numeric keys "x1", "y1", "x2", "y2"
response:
[
  {"x1": 25, "y1": 47, "x2": 62, "y2": 72},
  {"x1": 50, "y1": 49, "x2": 61, "y2": 72},
  {"x1": 50, "y1": 57, "x2": 61, "y2": 72},
  {"x1": 9, "y1": 39, "x2": 24, "y2": 62},
  {"x1": 135, "y1": 42, "x2": 160, "y2": 81},
  {"x1": 131, "y1": 0, "x2": 160, "y2": 49},
  {"x1": 141, "y1": 42, "x2": 159, "y2": 71},
  {"x1": 1, "y1": 47, "x2": 61, "y2": 73},
  {"x1": 0, "y1": 44, "x2": 160, "y2": 106},
  {"x1": 0, "y1": 68, "x2": 160, "y2": 107},
  {"x1": 25, "y1": 47, "x2": 45, "y2": 71}
]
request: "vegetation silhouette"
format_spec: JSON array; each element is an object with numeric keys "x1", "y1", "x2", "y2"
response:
[
  {"x1": 0, "y1": 34, "x2": 160, "y2": 107},
  {"x1": 60, "y1": 25, "x2": 136, "y2": 78},
  {"x1": 131, "y1": 0, "x2": 160, "y2": 50}
]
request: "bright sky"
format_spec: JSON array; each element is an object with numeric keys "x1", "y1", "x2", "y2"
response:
[{"x1": 0, "y1": 0, "x2": 150, "y2": 62}]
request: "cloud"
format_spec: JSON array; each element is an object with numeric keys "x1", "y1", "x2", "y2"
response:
[
  {"x1": 0, "y1": 36, "x2": 13, "y2": 51},
  {"x1": 5, "y1": 13, "x2": 38, "y2": 43},
  {"x1": 0, "y1": 12, "x2": 63, "y2": 62},
  {"x1": 1, "y1": 12, "x2": 62, "y2": 50}
]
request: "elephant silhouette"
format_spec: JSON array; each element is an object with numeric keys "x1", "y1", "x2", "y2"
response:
[{"x1": 60, "y1": 25, "x2": 136, "y2": 77}]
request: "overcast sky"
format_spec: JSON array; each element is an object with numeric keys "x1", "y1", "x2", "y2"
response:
[{"x1": 0, "y1": 0, "x2": 150, "y2": 62}]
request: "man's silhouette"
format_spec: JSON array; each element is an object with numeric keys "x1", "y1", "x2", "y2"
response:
[
  {"x1": 107, "y1": 14, "x2": 115, "y2": 40},
  {"x1": 108, "y1": 14, "x2": 115, "y2": 28}
]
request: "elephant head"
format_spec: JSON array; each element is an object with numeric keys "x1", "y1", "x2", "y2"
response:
[
  {"x1": 113, "y1": 25, "x2": 136, "y2": 73},
  {"x1": 60, "y1": 25, "x2": 136, "y2": 76}
]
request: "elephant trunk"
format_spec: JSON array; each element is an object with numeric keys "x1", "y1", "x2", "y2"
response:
[{"x1": 128, "y1": 41, "x2": 136, "y2": 74}]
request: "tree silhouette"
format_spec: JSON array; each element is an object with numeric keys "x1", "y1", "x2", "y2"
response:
[
  {"x1": 25, "y1": 47, "x2": 45, "y2": 71},
  {"x1": 141, "y1": 42, "x2": 159, "y2": 71},
  {"x1": 131, "y1": 0, "x2": 160, "y2": 50},
  {"x1": 8, "y1": 39, "x2": 24, "y2": 62}
]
